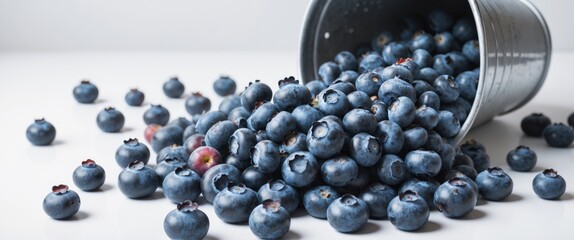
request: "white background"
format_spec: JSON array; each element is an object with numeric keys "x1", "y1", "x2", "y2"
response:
[{"x1": 0, "y1": 0, "x2": 571, "y2": 52}]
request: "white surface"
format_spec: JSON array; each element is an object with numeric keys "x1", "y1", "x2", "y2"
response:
[
  {"x1": 1, "y1": 51, "x2": 574, "y2": 240},
  {"x1": 0, "y1": 0, "x2": 572, "y2": 52}
]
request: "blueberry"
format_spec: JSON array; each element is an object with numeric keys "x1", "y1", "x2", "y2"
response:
[
  {"x1": 402, "y1": 127, "x2": 429, "y2": 151},
  {"x1": 246, "y1": 102, "x2": 277, "y2": 131},
  {"x1": 533, "y1": 169, "x2": 567, "y2": 200},
  {"x1": 359, "y1": 52, "x2": 385, "y2": 73},
  {"x1": 291, "y1": 104, "x2": 324, "y2": 134},
  {"x1": 412, "y1": 49, "x2": 433, "y2": 69},
  {"x1": 227, "y1": 107, "x2": 251, "y2": 127},
  {"x1": 167, "y1": 116, "x2": 193, "y2": 131},
  {"x1": 307, "y1": 119, "x2": 346, "y2": 159},
  {"x1": 418, "y1": 91, "x2": 441, "y2": 111},
  {"x1": 214, "y1": 182, "x2": 258, "y2": 223},
  {"x1": 162, "y1": 167, "x2": 202, "y2": 203},
  {"x1": 326, "y1": 194, "x2": 369, "y2": 233},
  {"x1": 258, "y1": 179, "x2": 299, "y2": 214},
  {"x1": 117, "y1": 160, "x2": 159, "y2": 199},
  {"x1": 377, "y1": 64, "x2": 414, "y2": 83},
  {"x1": 164, "y1": 201, "x2": 209, "y2": 240},
  {"x1": 433, "y1": 54, "x2": 455, "y2": 75},
  {"x1": 266, "y1": 111, "x2": 298, "y2": 143},
  {"x1": 185, "y1": 92, "x2": 211, "y2": 115},
  {"x1": 280, "y1": 132, "x2": 308, "y2": 155},
  {"x1": 455, "y1": 71, "x2": 479, "y2": 101},
  {"x1": 336, "y1": 70, "x2": 360, "y2": 84},
  {"x1": 213, "y1": 75, "x2": 237, "y2": 97},
  {"x1": 151, "y1": 125, "x2": 183, "y2": 153},
  {"x1": 334, "y1": 51, "x2": 358, "y2": 71},
  {"x1": 154, "y1": 158, "x2": 187, "y2": 184},
  {"x1": 303, "y1": 185, "x2": 341, "y2": 219},
  {"x1": 452, "y1": 16, "x2": 478, "y2": 43},
  {"x1": 370, "y1": 102, "x2": 389, "y2": 122},
  {"x1": 399, "y1": 178, "x2": 439, "y2": 208},
  {"x1": 321, "y1": 155, "x2": 359, "y2": 187},
  {"x1": 96, "y1": 107, "x2": 125, "y2": 133},
  {"x1": 195, "y1": 111, "x2": 227, "y2": 135},
  {"x1": 318, "y1": 61, "x2": 342, "y2": 84},
  {"x1": 414, "y1": 105, "x2": 439, "y2": 130},
  {"x1": 348, "y1": 133, "x2": 382, "y2": 167},
  {"x1": 434, "y1": 32, "x2": 456, "y2": 53},
  {"x1": 342, "y1": 108, "x2": 377, "y2": 135},
  {"x1": 26, "y1": 118, "x2": 56, "y2": 146},
  {"x1": 543, "y1": 123, "x2": 574, "y2": 148},
  {"x1": 437, "y1": 142, "x2": 456, "y2": 173},
  {"x1": 355, "y1": 71, "x2": 383, "y2": 97},
  {"x1": 114, "y1": 138, "x2": 151, "y2": 167},
  {"x1": 374, "y1": 120, "x2": 404, "y2": 154},
  {"x1": 388, "y1": 96, "x2": 416, "y2": 129},
  {"x1": 72, "y1": 80, "x2": 98, "y2": 103},
  {"x1": 219, "y1": 95, "x2": 242, "y2": 116},
  {"x1": 447, "y1": 51, "x2": 470, "y2": 75},
  {"x1": 476, "y1": 167, "x2": 513, "y2": 201},
  {"x1": 305, "y1": 80, "x2": 328, "y2": 98},
  {"x1": 506, "y1": 145, "x2": 537, "y2": 172},
  {"x1": 387, "y1": 190, "x2": 429, "y2": 231},
  {"x1": 423, "y1": 130, "x2": 443, "y2": 152},
  {"x1": 163, "y1": 76, "x2": 185, "y2": 98},
  {"x1": 204, "y1": 120, "x2": 238, "y2": 154},
  {"x1": 376, "y1": 154, "x2": 407, "y2": 186},
  {"x1": 42, "y1": 184, "x2": 81, "y2": 220},
  {"x1": 397, "y1": 57, "x2": 420, "y2": 74},
  {"x1": 435, "y1": 110, "x2": 461, "y2": 138},
  {"x1": 156, "y1": 144, "x2": 188, "y2": 164},
  {"x1": 521, "y1": 113, "x2": 551, "y2": 137},
  {"x1": 327, "y1": 80, "x2": 356, "y2": 95},
  {"x1": 281, "y1": 151, "x2": 319, "y2": 187},
  {"x1": 256, "y1": 130, "x2": 269, "y2": 142},
  {"x1": 359, "y1": 182, "x2": 397, "y2": 219},
  {"x1": 410, "y1": 30, "x2": 436, "y2": 53},
  {"x1": 143, "y1": 104, "x2": 170, "y2": 126},
  {"x1": 249, "y1": 140, "x2": 281, "y2": 174},
  {"x1": 72, "y1": 159, "x2": 106, "y2": 191},
  {"x1": 568, "y1": 112, "x2": 574, "y2": 127},
  {"x1": 125, "y1": 88, "x2": 145, "y2": 106},
  {"x1": 459, "y1": 142, "x2": 490, "y2": 173},
  {"x1": 382, "y1": 42, "x2": 411, "y2": 66},
  {"x1": 228, "y1": 128, "x2": 257, "y2": 163},
  {"x1": 404, "y1": 150, "x2": 442, "y2": 179},
  {"x1": 371, "y1": 31, "x2": 395, "y2": 52},
  {"x1": 442, "y1": 170, "x2": 479, "y2": 196},
  {"x1": 183, "y1": 133, "x2": 205, "y2": 155},
  {"x1": 462, "y1": 40, "x2": 480, "y2": 65},
  {"x1": 242, "y1": 166, "x2": 274, "y2": 191},
  {"x1": 412, "y1": 80, "x2": 435, "y2": 97},
  {"x1": 201, "y1": 164, "x2": 242, "y2": 204},
  {"x1": 249, "y1": 200, "x2": 291, "y2": 239},
  {"x1": 427, "y1": 9, "x2": 454, "y2": 33},
  {"x1": 273, "y1": 77, "x2": 312, "y2": 112},
  {"x1": 433, "y1": 177, "x2": 477, "y2": 218},
  {"x1": 433, "y1": 75, "x2": 460, "y2": 103},
  {"x1": 416, "y1": 67, "x2": 440, "y2": 84},
  {"x1": 378, "y1": 77, "x2": 416, "y2": 105}
]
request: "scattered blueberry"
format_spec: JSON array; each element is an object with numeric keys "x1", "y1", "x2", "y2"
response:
[
  {"x1": 96, "y1": 107, "x2": 125, "y2": 133},
  {"x1": 42, "y1": 184, "x2": 81, "y2": 220},
  {"x1": 26, "y1": 118, "x2": 56, "y2": 146},
  {"x1": 521, "y1": 113, "x2": 552, "y2": 137},
  {"x1": 249, "y1": 200, "x2": 291, "y2": 239},
  {"x1": 73, "y1": 80, "x2": 99, "y2": 104},
  {"x1": 162, "y1": 76, "x2": 185, "y2": 98},
  {"x1": 72, "y1": 159, "x2": 106, "y2": 191},
  {"x1": 125, "y1": 88, "x2": 145, "y2": 106},
  {"x1": 533, "y1": 169, "x2": 567, "y2": 200},
  {"x1": 387, "y1": 190, "x2": 429, "y2": 231},
  {"x1": 476, "y1": 167, "x2": 513, "y2": 201},
  {"x1": 543, "y1": 123, "x2": 574, "y2": 148},
  {"x1": 117, "y1": 160, "x2": 159, "y2": 199},
  {"x1": 213, "y1": 75, "x2": 237, "y2": 97},
  {"x1": 185, "y1": 92, "x2": 212, "y2": 115},
  {"x1": 164, "y1": 200, "x2": 209, "y2": 240},
  {"x1": 162, "y1": 167, "x2": 202, "y2": 203},
  {"x1": 143, "y1": 104, "x2": 170, "y2": 126},
  {"x1": 506, "y1": 145, "x2": 537, "y2": 172}
]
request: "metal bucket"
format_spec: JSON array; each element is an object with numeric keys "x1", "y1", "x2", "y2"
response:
[{"x1": 299, "y1": 0, "x2": 552, "y2": 144}]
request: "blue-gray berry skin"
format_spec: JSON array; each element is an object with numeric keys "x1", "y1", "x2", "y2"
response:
[
  {"x1": 317, "y1": 88, "x2": 350, "y2": 118},
  {"x1": 404, "y1": 150, "x2": 442, "y2": 179},
  {"x1": 114, "y1": 138, "x2": 150, "y2": 168},
  {"x1": 143, "y1": 104, "x2": 170, "y2": 126},
  {"x1": 435, "y1": 110, "x2": 461, "y2": 138},
  {"x1": 162, "y1": 76, "x2": 185, "y2": 98},
  {"x1": 378, "y1": 77, "x2": 416, "y2": 106},
  {"x1": 43, "y1": 185, "x2": 81, "y2": 220},
  {"x1": 543, "y1": 123, "x2": 574, "y2": 148},
  {"x1": 213, "y1": 75, "x2": 237, "y2": 97},
  {"x1": 164, "y1": 201, "x2": 209, "y2": 240},
  {"x1": 154, "y1": 158, "x2": 186, "y2": 183},
  {"x1": 307, "y1": 119, "x2": 346, "y2": 159},
  {"x1": 213, "y1": 183, "x2": 259, "y2": 223},
  {"x1": 151, "y1": 125, "x2": 184, "y2": 153},
  {"x1": 343, "y1": 108, "x2": 377, "y2": 136},
  {"x1": 456, "y1": 71, "x2": 479, "y2": 101},
  {"x1": 117, "y1": 161, "x2": 159, "y2": 199},
  {"x1": 273, "y1": 77, "x2": 312, "y2": 112},
  {"x1": 162, "y1": 167, "x2": 202, "y2": 204},
  {"x1": 229, "y1": 128, "x2": 257, "y2": 163},
  {"x1": 303, "y1": 185, "x2": 341, "y2": 219},
  {"x1": 347, "y1": 90, "x2": 372, "y2": 109},
  {"x1": 318, "y1": 61, "x2": 342, "y2": 84},
  {"x1": 327, "y1": 194, "x2": 369, "y2": 233},
  {"x1": 506, "y1": 146, "x2": 537, "y2": 172},
  {"x1": 266, "y1": 111, "x2": 298, "y2": 143},
  {"x1": 359, "y1": 182, "x2": 397, "y2": 219},
  {"x1": 227, "y1": 107, "x2": 250, "y2": 128},
  {"x1": 434, "y1": 177, "x2": 477, "y2": 218},
  {"x1": 387, "y1": 190, "x2": 429, "y2": 231},
  {"x1": 201, "y1": 164, "x2": 242, "y2": 204},
  {"x1": 414, "y1": 105, "x2": 439, "y2": 130},
  {"x1": 321, "y1": 155, "x2": 359, "y2": 187},
  {"x1": 195, "y1": 111, "x2": 227, "y2": 135},
  {"x1": 410, "y1": 31, "x2": 436, "y2": 53},
  {"x1": 533, "y1": 169, "x2": 567, "y2": 200},
  {"x1": 281, "y1": 151, "x2": 319, "y2": 187},
  {"x1": 476, "y1": 167, "x2": 513, "y2": 201},
  {"x1": 247, "y1": 102, "x2": 278, "y2": 131},
  {"x1": 359, "y1": 52, "x2": 385, "y2": 73},
  {"x1": 433, "y1": 54, "x2": 455, "y2": 76},
  {"x1": 416, "y1": 67, "x2": 439, "y2": 84},
  {"x1": 242, "y1": 166, "x2": 273, "y2": 191},
  {"x1": 521, "y1": 113, "x2": 552, "y2": 137},
  {"x1": 96, "y1": 107, "x2": 125, "y2": 133},
  {"x1": 356, "y1": 71, "x2": 383, "y2": 97},
  {"x1": 26, "y1": 118, "x2": 56, "y2": 146},
  {"x1": 241, "y1": 80, "x2": 273, "y2": 112},
  {"x1": 412, "y1": 80, "x2": 435, "y2": 98},
  {"x1": 376, "y1": 154, "x2": 407, "y2": 186},
  {"x1": 249, "y1": 200, "x2": 291, "y2": 240},
  {"x1": 399, "y1": 178, "x2": 439, "y2": 208},
  {"x1": 462, "y1": 40, "x2": 480, "y2": 65},
  {"x1": 204, "y1": 120, "x2": 238, "y2": 154},
  {"x1": 427, "y1": 9, "x2": 454, "y2": 33},
  {"x1": 250, "y1": 140, "x2": 281, "y2": 174},
  {"x1": 73, "y1": 80, "x2": 98, "y2": 103},
  {"x1": 433, "y1": 75, "x2": 460, "y2": 103},
  {"x1": 371, "y1": 31, "x2": 394, "y2": 52},
  {"x1": 452, "y1": 16, "x2": 478, "y2": 43},
  {"x1": 167, "y1": 117, "x2": 193, "y2": 131},
  {"x1": 335, "y1": 50, "x2": 358, "y2": 71},
  {"x1": 185, "y1": 92, "x2": 212, "y2": 115},
  {"x1": 402, "y1": 127, "x2": 429, "y2": 152},
  {"x1": 382, "y1": 42, "x2": 411, "y2": 66},
  {"x1": 418, "y1": 91, "x2": 441, "y2": 111},
  {"x1": 374, "y1": 120, "x2": 404, "y2": 155},
  {"x1": 388, "y1": 96, "x2": 416, "y2": 129},
  {"x1": 459, "y1": 141, "x2": 490, "y2": 173},
  {"x1": 125, "y1": 88, "x2": 145, "y2": 106},
  {"x1": 72, "y1": 159, "x2": 106, "y2": 191},
  {"x1": 305, "y1": 80, "x2": 328, "y2": 99},
  {"x1": 370, "y1": 102, "x2": 389, "y2": 122},
  {"x1": 219, "y1": 95, "x2": 242, "y2": 115},
  {"x1": 376, "y1": 63, "x2": 413, "y2": 82},
  {"x1": 258, "y1": 180, "x2": 300, "y2": 214},
  {"x1": 434, "y1": 32, "x2": 456, "y2": 53},
  {"x1": 280, "y1": 132, "x2": 308, "y2": 155},
  {"x1": 156, "y1": 144, "x2": 188, "y2": 164},
  {"x1": 349, "y1": 133, "x2": 382, "y2": 167}
]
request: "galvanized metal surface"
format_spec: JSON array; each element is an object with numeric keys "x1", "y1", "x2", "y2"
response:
[{"x1": 299, "y1": 0, "x2": 551, "y2": 144}]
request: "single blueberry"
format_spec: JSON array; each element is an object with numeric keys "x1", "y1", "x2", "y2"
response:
[
  {"x1": 506, "y1": 145, "x2": 537, "y2": 172},
  {"x1": 96, "y1": 107, "x2": 125, "y2": 133},
  {"x1": 359, "y1": 182, "x2": 397, "y2": 219},
  {"x1": 318, "y1": 61, "x2": 342, "y2": 85},
  {"x1": 164, "y1": 201, "x2": 209, "y2": 240},
  {"x1": 376, "y1": 154, "x2": 407, "y2": 186},
  {"x1": 533, "y1": 169, "x2": 567, "y2": 200},
  {"x1": 543, "y1": 123, "x2": 574, "y2": 148},
  {"x1": 249, "y1": 200, "x2": 291, "y2": 239},
  {"x1": 214, "y1": 183, "x2": 259, "y2": 223},
  {"x1": 258, "y1": 180, "x2": 300, "y2": 214},
  {"x1": 476, "y1": 167, "x2": 513, "y2": 201},
  {"x1": 143, "y1": 104, "x2": 170, "y2": 126},
  {"x1": 241, "y1": 80, "x2": 273, "y2": 112},
  {"x1": 42, "y1": 184, "x2": 81, "y2": 220},
  {"x1": 213, "y1": 75, "x2": 237, "y2": 97},
  {"x1": 125, "y1": 88, "x2": 145, "y2": 106},
  {"x1": 185, "y1": 92, "x2": 212, "y2": 115},
  {"x1": 26, "y1": 118, "x2": 56, "y2": 146},
  {"x1": 72, "y1": 159, "x2": 106, "y2": 191},
  {"x1": 433, "y1": 177, "x2": 477, "y2": 218},
  {"x1": 117, "y1": 160, "x2": 159, "y2": 199},
  {"x1": 73, "y1": 80, "x2": 98, "y2": 104},
  {"x1": 387, "y1": 190, "x2": 429, "y2": 231},
  {"x1": 521, "y1": 113, "x2": 551, "y2": 137},
  {"x1": 163, "y1": 76, "x2": 185, "y2": 98},
  {"x1": 326, "y1": 194, "x2": 369, "y2": 233},
  {"x1": 162, "y1": 167, "x2": 202, "y2": 203}
]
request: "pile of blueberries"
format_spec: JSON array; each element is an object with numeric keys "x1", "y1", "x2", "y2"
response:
[{"x1": 31, "y1": 8, "x2": 569, "y2": 240}]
